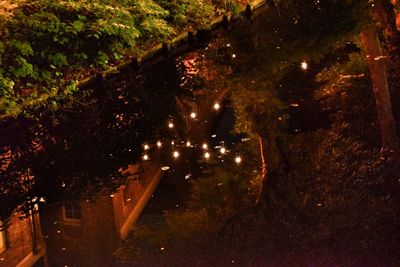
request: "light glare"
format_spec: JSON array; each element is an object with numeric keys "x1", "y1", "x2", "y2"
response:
[{"x1": 235, "y1": 156, "x2": 242, "y2": 164}]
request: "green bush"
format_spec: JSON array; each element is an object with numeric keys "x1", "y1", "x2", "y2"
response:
[
  {"x1": 0, "y1": 0, "x2": 237, "y2": 119},
  {"x1": 0, "y1": 0, "x2": 177, "y2": 118}
]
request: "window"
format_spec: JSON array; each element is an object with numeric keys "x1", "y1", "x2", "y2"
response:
[{"x1": 63, "y1": 202, "x2": 82, "y2": 222}]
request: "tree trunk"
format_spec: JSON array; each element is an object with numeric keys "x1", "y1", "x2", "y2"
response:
[
  {"x1": 29, "y1": 209, "x2": 38, "y2": 254},
  {"x1": 360, "y1": 23, "x2": 399, "y2": 153}
]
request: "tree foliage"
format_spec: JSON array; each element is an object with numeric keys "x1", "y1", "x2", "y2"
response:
[{"x1": 0, "y1": 0, "x2": 240, "y2": 119}]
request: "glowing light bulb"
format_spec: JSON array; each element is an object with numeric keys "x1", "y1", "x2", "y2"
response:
[
  {"x1": 186, "y1": 141, "x2": 191, "y2": 147},
  {"x1": 173, "y1": 151, "x2": 180, "y2": 158},
  {"x1": 144, "y1": 144, "x2": 149, "y2": 150},
  {"x1": 301, "y1": 61, "x2": 308, "y2": 70},
  {"x1": 157, "y1": 141, "x2": 162, "y2": 147},
  {"x1": 168, "y1": 122, "x2": 174, "y2": 128},
  {"x1": 171, "y1": 141, "x2": 175, "y2": 145},
  {"x1": 190, "y1": 112, "x2": 197, "y2": 119},
  {"x1": 202, "y1": 143, "x2": 208, "y2": 150},
  {"x1": 232, "y1": 54, "x2": 236, "y2": 58},
  {"x1": 143, "y1": 154, "x2": 149, "y2": 161},
  {"x1": 204, "y1": 152, "x2": 210, "y2": 159},
  {"x1": 220, "y1": 147, "x2": 226, "y2": 154},
  {"x1": 235, "y1": 156, "x2": 242, "y2": 164},
  {"x1": 213, "y1": 103, "x2": 220, "y2": 110}
]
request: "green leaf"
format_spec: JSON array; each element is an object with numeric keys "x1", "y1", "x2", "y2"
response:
[
  {"x1": 72, "y1": 20, "x2": 85, "y2": 33},
  {"x1": 13, "y1": 41, "x2": 34, "y2": 57}
]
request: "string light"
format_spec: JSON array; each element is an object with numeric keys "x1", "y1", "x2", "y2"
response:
[
  {"x1": 235, "y1": 156, "x2": 242, "y2": 164},
  {"x1": 143, "y1": 154, "x2": 149, "y2": 161},
  {"x1": 190, "y1": 112, "x2": 197, "y2": 119},
  {"x1": 220, "y1": 147, "x2": 226, "y2": 154},
  {"x1": 213, "y1": 103, "x2": 220, "y2": 110},
  {"x1": 168, "y1": 122, "x2": 174, "y2": 128},
  {"x1": 204, "y1": 152, "x2": 210, "y2": 159},
  {"x1": 186, "y1": 141, "x2": 191, "y2": 147},
  {"x1": 202, "y1": 143, "x2": 208, "y2": 150},
  {"x1": 173, "y1": 151, "x2": 180, "y2": 158},
  {"x1": 157, "y1": 141, "x2": 162, "y2": 147},
  {"x1": 232, "y1": 54, "x2": 236, "y2": 58},
  {"x1": 171, "y1": 141, "x2": 175, "y2": 145},
  {"x1": 301, "y1": 61, "x2": 308, "y2": 70},
  {"x1": 144, "y1": 144, "x2": 149, "y2": 150}
]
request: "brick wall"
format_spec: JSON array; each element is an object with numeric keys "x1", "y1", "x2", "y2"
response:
[{"x1": 0, "y1": 213, "x2": 45, "y2": 267}]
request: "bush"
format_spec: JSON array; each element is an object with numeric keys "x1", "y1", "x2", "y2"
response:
[{"x1": 0, "y1": 0, "x2": 242, "y2": 119}]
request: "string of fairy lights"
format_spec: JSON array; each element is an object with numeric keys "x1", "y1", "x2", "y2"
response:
[
  {"x1": 140, "y1": 60, "x2": 310, "y2": 169},
  {"x1": 140, "y1": 100, "x2": 243, "y2": 169},
  {"x1": 140, "y1": 60, "x2": 310, "y2": 170}
]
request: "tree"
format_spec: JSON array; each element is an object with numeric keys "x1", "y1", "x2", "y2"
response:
[
  {"x1": 360, "y1": 23, "x2": 399, "y2": 153},
  {"x1": 271, "y1": 0, "x2": 399, "y2": 153}
]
